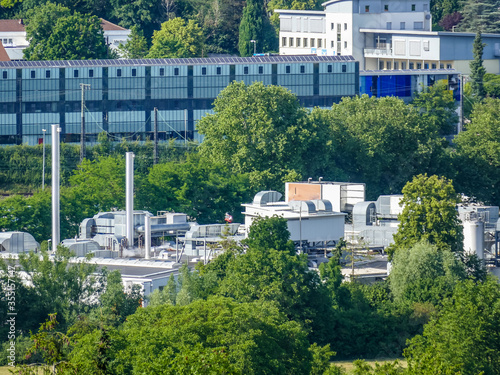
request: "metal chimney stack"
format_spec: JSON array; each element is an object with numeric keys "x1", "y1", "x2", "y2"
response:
[
  {"x1": 125, "y1": 152, "x2": 135, "y2": 248},
  {"x1": 144, "y1": 215, "x2": 151, "y2": 259},
  {"x1": 51, "y1": 124, "x2": 61, "y2": 253}
]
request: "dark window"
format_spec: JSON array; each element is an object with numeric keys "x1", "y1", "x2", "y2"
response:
[
  {"x1": 46, "y1": 70, "x2": 50, "y2": 78},
  {"x1": 424, "y1": 63, "x2": 429, "y2": 69},
  {"x1": 258, "y1": 66, "x2": 263, "y2": 74},
  {"x1": 411, "y1": 4, "x2": 416, "y2": 11},
  {"x1": 174, "y1": 68, "x2": 179, "y2": 76},
  {"x1": 384, "y1": 4, "x2": 389, "y2": 11},
  {"x1": 342, "y1": 64, "x2": 346, "y2": 72},
  {"x1": 244, "y1": 66, "x2": 249, "y2": 74},
  {"x1": 30, "y1": 70, "x2": 35, "y2": 79},
  {"x1": 327, "y1": 65, "x2": 333, "y2": 73},
  {"x1": 216, "y1": 67, "x2": 221, "y2": 75},
  {"x1": 365, "y1": 5, "x2": 369, "y2": 12},
  {"x1": 159, "y1": 68, "x2": 165, "y2": 76},
  {"x1": 285, "y1": 65, "x2": 290, "y2": 74},
  {"x1": 74, "y1": 70, "x2": 79, "y2": 78},
  {"x1": 132, "y1": 68, "x2": 137, "y2": 76},
  {"x1": 117, "y1": 69, "x2": 122, "y2": 77},
  {"x1": 432, "y1": 63, "x2": 436, "y2": 69},
  {"x1": 300, "y1": 65, "x2": 305, "y2": 73},
  {"x1": 2, "y1": 71, "x2": 7, "y2": 79},
  {"x1": 202, "y1": 67, "x2": 207, "y2": 75},
  {"x1": 89, "y1": 69, "x2": 94, "y2": 77},
  {"x1": 409, "y1": 62, "x2": 415, "y2": 69}
]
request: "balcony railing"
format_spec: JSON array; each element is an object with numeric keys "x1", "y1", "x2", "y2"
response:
[{"x1": 364, "y1": 48, "x2": 392, "y2": 56}]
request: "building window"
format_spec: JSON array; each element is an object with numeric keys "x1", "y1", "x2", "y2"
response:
[
  {"x1": 258, "y1": 66, "x2": 263, "y2": 74},
  {"x1": 331, "y1": 23, "x2": 334, "y2": 30},
  {"x1": 384, "y1": 4, "x2": 389, "y2": 11},
  {"x1": 337, "y1": 23, "x2": 341, "y2": 32},
  {"x1": 409, "y1": 62, "x2": 414, "y2": 69},
  {"x1": 400, "y1": 22, "x2": 405, "y2": 30},
  {"x1": 300, "y1": 65, "x2": 305, "y2": 73},
  {"x1": 159, "y1": 68, "x2": 165, "y2": 76},
  {"x1": 423, "y1": 41, "x2": 430, "y2": 51},
  {"x1": 74, "y1": 70, "x2": 79, "y2": 78},
  {"x1": 414, "y1": 21, "x2": 423, "y2": 29},
  {"x1": 311, "y1": 38, "x2": 315, "y2": 47},
  {"x1": 117, "y1": 69, "x2": 122, "y2": 77},
  {"x1": 289, "y1": 37, "x2": 294, "y2": 47},
  {"x1": 424, "y1": 3, "x2": 428, "y2": 11},
  {"x1": 365, "y1": 5, "x2": 370, "y2": 12},
  {"x1": 417, "y1": 63, "x2": 422, "y2": 69},
  {"x1": 282, "y1": 37, "x2": 287, "y2": 46},
  {"x1": 432, "y1": 63, "x2": 436, "y2": 69},
  {"x1": 344, "y1": 23, "x2": 347, "y2": 30},
  {"x1": 30, "y1": 70, "x2": 35, "y2": 79},
  {"x1": 2, "y1": 71, "x2": 7, "y2": 79},
  {"x1": 202, "y1": 67, "x2": 207, "y2": 75},
  {"x1": 386, "y1": 61, "x2": 391, "y2": 70},
  {"x1": 337, "y1": 33, "x2": 341, "y2": 42},
  {"x1": 344, "y1": 41, "x2": 347, "y2": 48},
  {"x1": 285, "y1": 65, "x2": 291, "y2": 74},
  {"x1": 303, "y1": 38, "x2": 308, "y2": 47},
  {"x1": 342, "y1": 64, "x2": 346, "y2": 72},
  {"x1": 386, "y1": 22, "x2": 392, "y2": 30},
  {"x1": 174, "y1": 67, "x2": 179, "y2": 76},
  {"x1": 379, "y1": 61, "x2": 384, "y2": 69},
  {"x1": 401, "y1": 62, "x2": 406, "y2": 69},
  {"x1": 89, "y1": 69, "x2": 94, "y2": 77},
  {"x1": 132, "y1": 68, "x2": 137, "y2": 76},
  {"x1": 8, "y1": 39, "x2": 12, "y2": 44},
  {"x1": 243, "y1": 66, "x2": 249, "y2": 74},
  {"x1": 297, "y1": 38, "x2": 301, "y2": 47},
  {"x1": 216, "y1": 67, "x2": 221, "y2": 75},
  {"x1": 337, "y1": 42, "x2": 341, "y2": 54},
  {"x1": 424, "y1": 63, "x2": 429, "y2": 69},
  {"x1": 318, "y1": 39, "x2": 322, "y2": 48},
  {"x1": 411, "y1": 4, "x2": 416, "y2": 11},
  {"x1": 327, "y1": 65, "x2": 333, "y2": 73},
  {"x1": 447, "y1": 64, "x2": 452, "y2": 69},
  {"x1": 45, "y1": 70, "x2": 50, "y2": 78},
  {"x1": 440, "y1": 64, "x2": 444, "y2": 69},
  {"x1": 331, "y1": 41, "x2": 334, "y2": 48},
  {"x1": 394, "y1": 61, "x2": 399, "y2": 69}
]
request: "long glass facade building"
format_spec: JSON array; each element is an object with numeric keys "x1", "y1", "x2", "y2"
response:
[{"x1": 0, "y1": 55, "x2": 359, "y2": 145}]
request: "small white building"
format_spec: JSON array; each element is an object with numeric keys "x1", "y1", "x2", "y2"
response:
[{"x1": 242, "y1": 190, "x2": 346, "y2": 248}]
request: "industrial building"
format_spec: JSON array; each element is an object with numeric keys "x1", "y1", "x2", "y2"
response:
[{"x1": 0, "y1": 55, "x2": 358, "y2": 145}]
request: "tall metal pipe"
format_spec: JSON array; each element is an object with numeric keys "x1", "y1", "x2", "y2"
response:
[
  {"x1": 51, "y1": 124, "x2": 61, "y2": 253},
  {"x1": 144, "y1": 215, "x2": 151, "y2": 259},
  {"x1": 126, "y1": 152, "x2": 135, "y2": 248}
]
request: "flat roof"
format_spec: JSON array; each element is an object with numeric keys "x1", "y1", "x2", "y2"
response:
[
  {"x1": 0, "y1": 55, "x2": 355, "y2": 69},
  {"x1": 360, "y1": 68, "x2": 459, "y2": 76}
]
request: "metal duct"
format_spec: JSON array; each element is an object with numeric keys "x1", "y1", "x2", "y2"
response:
[
  {"x1": 144, "y1": 215, "x2": 151, "y2": 259},
  {"x1": 126, "y1": 152, "x2": 135, "y2": 248},
  {"x1": 51, "y1": 124, "x2": 61, "y2": 252}
]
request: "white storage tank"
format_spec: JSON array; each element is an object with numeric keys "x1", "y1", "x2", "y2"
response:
[{"x1": 463, "y1": 220, "x2": 484, "y2": 259}]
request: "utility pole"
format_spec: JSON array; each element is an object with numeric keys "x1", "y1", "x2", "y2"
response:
[
  {"x1": 80, "y1": 83, "x2": 91, "y2": 163},
  {"x1": 153, "y1": 107, "x2": 158, "y2": 165},
  {"x1": 42, "y1": 128, "x2": 46, "y2": 190}
]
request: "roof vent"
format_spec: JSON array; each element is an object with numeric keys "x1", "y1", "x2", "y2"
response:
[
  {"x1": 308, "y1": 177, "x2": 312, "y2": 183},
  {"x1": 253, "y1": 191, "x2": 283, "y2": 206}
]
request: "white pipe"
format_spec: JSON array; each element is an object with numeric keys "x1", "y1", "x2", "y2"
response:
[
  {"x1": 145, "y1": 215, "x2": 151, "y2": 259},
  {"x1": 51, "y1": 124, "x2": 61, "y2": 253},
  {"x1": 126, "y1": 152, "x2": 135, "y2": 248}
]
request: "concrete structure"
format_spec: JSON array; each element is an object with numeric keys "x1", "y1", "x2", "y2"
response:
[
  {"x1": 0, "y1": 55, "x2": 358, "y2": 145},
  {"x1": 0, "y1": 19, "x2": 130, "y2": 60},
  {"x1": 275, "y1": 0, "x2": 500, "y2": 75},
  {"x1": 242, "y1": 190, "x2": 346, "y2": 249}
]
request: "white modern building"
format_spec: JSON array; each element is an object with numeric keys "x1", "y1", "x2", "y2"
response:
[
  {"x1": 276, "y1": 0, "x2": 500, "y2": 74},
  {"x1": 0, "y1": 18, "x2": 131, "y2": 60}
]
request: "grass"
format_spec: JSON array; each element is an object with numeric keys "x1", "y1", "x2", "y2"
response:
[
  {"x1": 0, "y1": 366, "x2": 15, "y2": 374},
  {"x1": 333, "y1": 358, "x2": 407, "y2": 373}
]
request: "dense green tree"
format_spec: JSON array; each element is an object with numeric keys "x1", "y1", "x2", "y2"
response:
[
  {"x1": 389, "y1": 241, "x2": 466, "y2": 306},
  {"x1": 243, "y1": 216, "x2": 295, "y2": 254},
  {"x1": 431, "y1": 0, "x2": 461, "y2": 29},
  {"x1": 147, "y1": 17, "x2": 205, "y2": 58},
  {"x1": 238, "y1": 0, "x2": 278, "y2": 56},
  {"x1": 389, "y1": 174, "x2": 463, "y2": 258},
  {"x1": 112, "y1": 297, "x2": 313, "y2": 374},
  {"x1": 470, "y1": 31, "x2": 486, "y2": 100},
  {"x1": 405, "y1": 277, "x2": 500, "y2": 374},
  {"x1": 411, "y1": 79, "x2": 458, "y2": 135},
  {"x1": 458, "y1": 0, "x2": 500, "y2": 33},
  {"x1": 267, "y1": 0, "x2": 323, "y2": 30},
  {"x1": 24, "y1": 3, "x2": 107, "y2": 60},
  {"x1": 484, "y1": 73, "x2": 500, "y2": 98},
  {"x1": 197, "y1": 82, "x2": 315, "y2": 190},
  {"x1": 453, "y1": 98, "x2": 500, "y2": 205},
  {"x1": 117, "y1": 25, "x2": 149, "y2": 58}
]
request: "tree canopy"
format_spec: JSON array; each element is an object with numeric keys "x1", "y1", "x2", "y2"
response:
[{"x1": 238, "y1": 0, "x2": 278, "y2": 56}]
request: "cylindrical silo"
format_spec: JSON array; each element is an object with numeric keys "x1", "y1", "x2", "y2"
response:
[{"x1": 463, "y1": 220, "x2": 484, "y2": 259}]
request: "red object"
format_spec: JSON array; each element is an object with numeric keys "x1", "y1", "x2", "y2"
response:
[{"x1": 224, "y1": 213, "x2": 233, "y2": 223}]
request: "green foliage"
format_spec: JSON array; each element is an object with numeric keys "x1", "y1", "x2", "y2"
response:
[
  {"x1": 458, "y1": 0, "x2": 500, "y2": 33},
  {"x1": 389, "y1": 174, "x2": 463, "y2": 258},
  {"x1": 238, "y1": 0, "x2": 278, "y2": 56},
  {"x1": 243, "y1": 216, "x2": 295, "y2": 254},
  {"x1": 115, "y1": 296, "x2": 313, "y2": 374},
  {"x1": 389, "y1": 241, "x2": 466, "y2": 306},
  {"x1": 147, "y1": 17, "x2": 205, "y2": 58},
  {"x1": 470, "y1": 31, "x2": 486, "y2": 100},
  {"x1": 484, "y1": 73, "x2": 500, "y2": 98},
  {"x1": 411, "y1": 80, "x2": 458, "y2": 135},
  {"x1": 267, "y1": 0, "x2": 323, "y2": 30},
  {"x1": 405, "y1": 277, "x2": 500, "y2": 374},
  {"x1": 117, "y1": 25, "x2": 149, "y2": 59},
  {"x1": 24, "y1": 3, "x2": 107, "y2": 60},
  {"x1": 352, "y1": 359, "x2": 406, "y2": 375}
]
